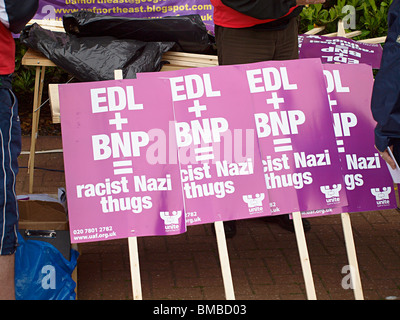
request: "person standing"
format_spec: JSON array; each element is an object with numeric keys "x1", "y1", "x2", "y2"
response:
[
  {"x1": 0, "y1": 0, "x2": 38, "y2": 299},
  {"x1": 371, "y1": 0, "x2": 400, "y2": 169},
  {"x1": 210, "y1": 0, "x2": 326, "y2": 237}
]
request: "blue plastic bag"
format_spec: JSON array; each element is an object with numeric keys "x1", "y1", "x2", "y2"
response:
[{"x1": 14, "y1": 232, "x2": 79, "y2": 300}]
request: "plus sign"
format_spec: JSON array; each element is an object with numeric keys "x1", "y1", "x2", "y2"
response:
[
  {"x1": 328, "y1": 94, "x2": 337, "y2": 110},
  {"x1": 109, "y1": 112, "x2": 128, "y2": 130},
  {"x1": 188, "y1": 100, "x2": 207, "y2": 118},
  {"x1": 266, "y1": 92, "x2": 284, "y2": 109}
]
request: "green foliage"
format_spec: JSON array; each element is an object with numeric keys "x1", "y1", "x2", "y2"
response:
[
  {"x1": 358, "y1": 0, "x2": 391, "y2": 37},
  {"x1": 13, "y1": 68, "x2": 35, "y2": 95},
  {"x1": 299, "y1": 0, "x2": 393, "y2": 39},
  {"x1": 13, "y1": 40, "x2": 35, "y2": 95}
]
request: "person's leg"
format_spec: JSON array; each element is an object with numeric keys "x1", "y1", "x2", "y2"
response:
[
  {"x1": 215, "y1": 25, "x2": 277, "y2": 65},
  {"x1": 0, "y1": 84, "x2": 21, "y2": 300},
  {"x1": 215, "y1": 18, "x2": 299, "y2": 65},
  {"x1": 273, "y1": 17, "x2": 300, "y2": 60}
]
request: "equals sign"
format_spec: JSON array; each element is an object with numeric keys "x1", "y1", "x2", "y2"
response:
[
  {"x1": 273, "y1": 138, "x2": 292, "y2": 152},
  {"x1": 337, "y1": 140, "x2": 345, "y2": 153},
  {"x1": 113, "y1": 160, "x2": 133, "y2": 175},
  {"x1": 195, "y1": 146, "x2": 214, "y2": 161}
]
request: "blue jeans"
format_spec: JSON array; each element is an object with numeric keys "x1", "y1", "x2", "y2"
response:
[{"x1": 0, "y1": 75, "x2": 21, "y2": 255}]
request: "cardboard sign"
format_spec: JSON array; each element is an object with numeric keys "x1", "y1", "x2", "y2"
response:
[
  {"x1": 59, "y1": 78, "x2": 186, "y2": 243},
  {"x1": 323, "y1": 64, "x2": 396, "y2": 212},
  {"x1": 299, "y1": 64, "x2": 397, "y2": 219},
  {"x1": 59, "y1": 60, "x2": 396, "y2": 243},
  {"x1": 299, "y1": 35, "x2": 383, "y2": 69},
  {"x1": 140, "y1": 66, "x2": 271, "y2": 225},
  {"x1": 238, "y1": 58, "x2": 348, "y2": 214}
]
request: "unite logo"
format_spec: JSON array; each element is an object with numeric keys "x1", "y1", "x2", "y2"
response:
[
  {"x1": 371, "y1": 187, "x2": 391, "y2": 207},
  {"x1": 160, "y1": 211, "x2": 182, "y2": 232},
  {"x1": 320, "y1": 184, "x2": 342, "y2": 205},
  {"x1": 242, "y1": 193, "x2": 265, "y2": 215}
]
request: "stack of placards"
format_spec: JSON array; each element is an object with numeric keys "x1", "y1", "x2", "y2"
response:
[
  {"x1": 57, "y1": 58, "x2": 396, "y2": 244},
  {"x1": 299, "y1": 35, "x2": 383, "y2": 68}
]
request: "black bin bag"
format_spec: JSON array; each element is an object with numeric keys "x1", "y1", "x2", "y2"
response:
[
  {"x1": 63, "y1": 11, "x2": 216, "y2": 54},
  {"x1": 20, "y1": 23, "x2": 175, "y2": 81}
]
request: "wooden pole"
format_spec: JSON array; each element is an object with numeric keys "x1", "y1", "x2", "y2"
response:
[
  {"x1": 341, "y1": 212, "x2": 364, "y2": 300},
  {"x1": 334, "y1": 21, "x2": 364, "y2": 300},
  {"x1": 113, "y1": 69, "x2": 143, "y2": 300},
  {"x1": 337, "y1": 20, "x2": 346, "y2": 37},
  {"x1": 292, "y1": 211, "x2": 317, "y2": 300},
  {"x1": 128, "y1": 236, "x2": 143, "y2": 300},
  {"x1": 214, "y1": 221, "x2": 236, "y2": 300},
  {"x1": 28, "y1": 65, "x2": 46, "y2": 193}
]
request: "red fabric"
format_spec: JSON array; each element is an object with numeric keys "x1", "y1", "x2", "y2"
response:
[
  {"x1": 211, "y1": 0, "x2": 298, "y2": 28},
  {"x1": 0, "y1": 23, "x2": 15, "y2": 75}
]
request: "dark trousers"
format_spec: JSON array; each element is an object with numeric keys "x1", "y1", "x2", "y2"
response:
[
  {"x1": 215, "y1": 17, "x2": 299, "y2": 66},
  {"x1": 0, "y1": 76, "x2": 21, "y2": 255}
]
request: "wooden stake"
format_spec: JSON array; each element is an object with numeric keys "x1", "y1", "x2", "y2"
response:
[
  {"x1": 335, "y1": 18, "x2": 364, "y2": 301},
  {"x1": 292, "y1": 212, "x2": 317, "y2": 300},
  {"x1": 337, "y1": 20, "x2": 346, "y2": 37},
  {"x1": 113, "y1": 69, "x2": 143, "y2": 300},
  {"x1": 304, "y1": 26, "x2": 326, "y2": 35},
  {"x1": 214, "y1": 221, "x2": 236, "y2": 300},
  {"x1": 128, "y1": 236, "x2": 143, "y2": 300},
  {"x1": 358, "y1": 36, "x2": 386, "y2": 44},
  {"x1": 114, "y1": 69, "x2": 123, "y2": 80},
  {"x1": 341, "y1": 212, "x2": 364, "y2": 300},
  {"x1": 28, "y1": 65, "x2": 46, "y2": 193}
]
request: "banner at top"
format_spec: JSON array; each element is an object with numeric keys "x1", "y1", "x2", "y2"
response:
[{"x1": 34, "y1": 0, "x2": 214, "y2": 31}]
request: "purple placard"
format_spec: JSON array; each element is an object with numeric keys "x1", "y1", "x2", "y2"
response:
[
  {"x1": 140, "y1": 65, "x2": 271, "y2": 225},
  {"x1": 238, "y1": 58, "x2": 348, "y2": 215},
  {"x1": 34, "y1": 0, "x2": 214, "y2": 31},
  {"x1": 59, "y1": 78, "x2": 186, "y2": 243},
  {"x1": 323, "y1": 63, "x2": 396, "y2": 212},
  {"x1": 299, "y1": 35, "x2": 383, "y2": 69},
  {"x1": 59, "y1": 60, "x2": 395, "y2": 244}
]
